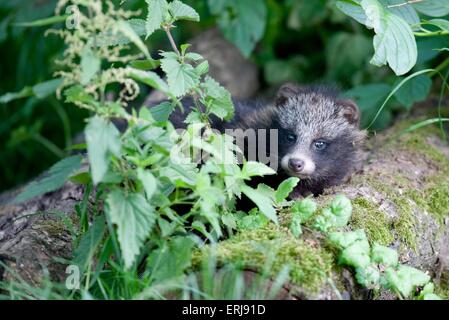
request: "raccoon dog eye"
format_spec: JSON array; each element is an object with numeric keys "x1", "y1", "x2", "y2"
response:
[
  {"x1": 286, "y1": 133, "x2": 297, "y2": 143},
  {"x1": 313, "y1": 139, "x2": 328, "y2": 150}
]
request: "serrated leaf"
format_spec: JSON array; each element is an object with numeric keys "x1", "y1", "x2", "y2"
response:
[
  {"x1": 241, "y1": 184, "x2": 278, "y2": 224},
  {"x1": 85, "y1": 116, "x2": 121, "y2": 185},
  {"x1": 202, "y1": 76, "x2": 234, "y2": 120},
  {"x1": 80, "y1": 47, "x2": 101, "y2": 85},
  {"x1": 168, "y1": 0, "x2": 199, "y2": 22},
  {"x1": 361, "y1": 0, "x2": 417, "y2": 75},
  {"x1": 137, "y1": 168, "x2": 157, "y2": 199},
  {"x1": 194, "y1": 60, "x2": 209, "y2": 76},
  {"x1": 145, "y1": 0, "x2": 169, "y2": 37},
  {"x1": 241, "y1": 161, "x2": 276, "y2": 178},
  {"x1": 106, "y1": 190, "x2": 155, "y2": 270},
  {"x1": 12, "y1": 155, "x2": 83, "y2": 204},
  {"x1": 275, "y1": 177, "x2": 299, "y2": 204},
  {"x1": 161, "y1": 56, "x2": 199, "y2": 97}
]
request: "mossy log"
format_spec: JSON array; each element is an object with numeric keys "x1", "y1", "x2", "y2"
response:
[{"x1": 0, "y1": 112, "x2": 448, "y2": 299}]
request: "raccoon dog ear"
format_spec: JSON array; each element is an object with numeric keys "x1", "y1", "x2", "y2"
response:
[
  {"x1": 276, "y1": 83, "x2": 305, "y2": 106},
  {"x1": 337, "y1": 99, "x2": 360, "y2": 126}
]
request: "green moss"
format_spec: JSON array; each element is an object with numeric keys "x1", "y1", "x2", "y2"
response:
[
  {"x1": 358, "y1": 174, "x2": 419, "y2": 251},
  {"x1": 350, "y1": 197, "x2": 394, "y2": 245},
  {"x1": 193, "y1": 225, "x2": 334, "y2": 293},
  {"x1": 390, "y1": 195, "x2": 418, "y2": 252},
  {"x1": 39, "y1": 219, "x2": 66, "y2": 237},
  {"x1": 406, "y1": 176, "x2": 449, "y2": 225}
]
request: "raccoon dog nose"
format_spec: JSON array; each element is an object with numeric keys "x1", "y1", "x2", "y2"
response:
[{"x1": 288, "y1": 158, "x2": 305, "y2": 172}]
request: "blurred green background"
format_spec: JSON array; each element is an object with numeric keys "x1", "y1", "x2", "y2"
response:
[{"x1": 1, "y1": 0, "x2": 448, "y2": 192}]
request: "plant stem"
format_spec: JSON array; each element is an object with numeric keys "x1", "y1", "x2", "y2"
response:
[
  {"x1": 163, "y1": 26, "x2": 181, "y2": 56},
  {"x1": 32, "y1": 133, "x2": 65, "y2": 158},
  {"x1": 429, "y1": 56, "x2": 449, "y2": 78},
  {"x1": 414, "y1": 31, "x2": 449, "y2": 37}
]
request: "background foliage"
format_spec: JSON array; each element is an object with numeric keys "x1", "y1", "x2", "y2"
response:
[{"x1": 1, "y1": 0, "x2": 449, "y2": 191}]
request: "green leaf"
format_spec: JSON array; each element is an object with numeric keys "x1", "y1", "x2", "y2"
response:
[
  {"x1": 290, "y1": 215, "x2": 302, "y2": 237},
  {"x1": 236, "y1": 210, "x2": 269, "y2": 231},
  {"x1": 339, "y1": 239, "x2": 371, "y2": 269},
  {"x1": 241, "y1": 161, "x2": 276, "y2": 179},
  {"x1": 414, "y1": 0, "x2": 449, "y2": 17},
  {"x1": 149, "y1": 101, "x2": 175, "y2": 122},
  {"x1": 336, "y1": 0, "x2": 368, "y2": 25},
  {"x1": 291, "y1": 198, "x2": 317, "y2": 222},
  {"x1": 168, "y1": 0, "x2": 200, "y2": 22},
  {"x1": 116, "y1": 20, "x2": 151, "y2": 59},
  {"x1": 80, "y1": 47, "x2": 101, "y2": 85},
  {"x1": 64, "y1": 85, "x2": 99, "y2": 108},
  {"x1": 241, "y1": 184, "x2": 278, "y2": 224},
  {"x1": 194, "y1": 60, "x2": 209, "y2": 76},
  {"x1": 342, "y1": 83, "x2": 392, "y2": 128},
  {"x1": 384, "y1": 265, "x2": 431, "y2": 297},
  {"x1": 202, "y1": 76, "x2": 234, "y2": 120},
  {"x1": 32, "y1": 78, "x2": 63, "y2": 99},
  {"x1": 424, "y1": 18, "x2": 449, "y2": 32},
  {"x1": 329, "y1": 229, "x2": 368, "y2": 248},
  {"x1": 209, "y1": 0, "x2": 267, "y2": 57},
  {"x1": 147, "y1": 237, "x2": 194, "y2": 282},
  {"x1": 361, "y1": 0, "x2": 417, "y2": 75},
  {"x1": 161, "y1": 55, "x2": 199, "y2": 97},
  {"x1": 0, "y1": 78, "x2": 62, "y2": 104},
  {"x1": 145, "y1": 0, "x2": 169, "y2": 38},
  {"x1": 371, "y1": 243, "x2": 399, "y2": 267},
  {"x1": 314, "y1": 195, "x2": 352, "y2": 231},
  {"x1": 106, "y1": 190, "x2": 156, "y2": 270},
  {"x1": 15, "y1": 15, "x2": 68, "y2": 27},
  {"x1": 129, "y1": 59, "x2": 160, "y2": 71},
  {"x1": 128, "y1": 68, "x2": 169, "y2": 93},
  {"x1": 355, "y1": 265, "x2": 381, "y2": 289},
  {"x1": 275, "y1": 177, "x2": 299, "y2": 204},
  {"x1": 394, "y1": 74, "x2": 432, "y2": 109},
  {"x1": 85, "y1": 116, "x2": 121, "y2": 185},
  {"x1": 137, "y1": 168, "x2": 157, "y2": 199},
  {"x1": 73, "y1": 215, "x2": 106, "y2": 271},
  {"x1": 12, "y1": 155, "x2": 83, "y2": 204},
  {"x1": 0, "y1": 87, "x2": 33, "y2": 104}
]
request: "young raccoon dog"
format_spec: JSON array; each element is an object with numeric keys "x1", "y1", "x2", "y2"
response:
[{"x1": 168, "y1": 83, "x2": 366, "y2": 197}]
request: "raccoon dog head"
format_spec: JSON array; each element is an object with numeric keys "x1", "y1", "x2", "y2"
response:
[{"x1": 274, "y1": 83, "x2": 365, "y2": 186}]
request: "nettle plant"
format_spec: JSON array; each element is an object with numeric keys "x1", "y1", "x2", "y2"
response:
[
  {"x1": 13, "y1": 0, "x2": 299, "y2": 287},
  {"x1": 9, "y1": 0, "x2": 444, "y2": 300}
]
